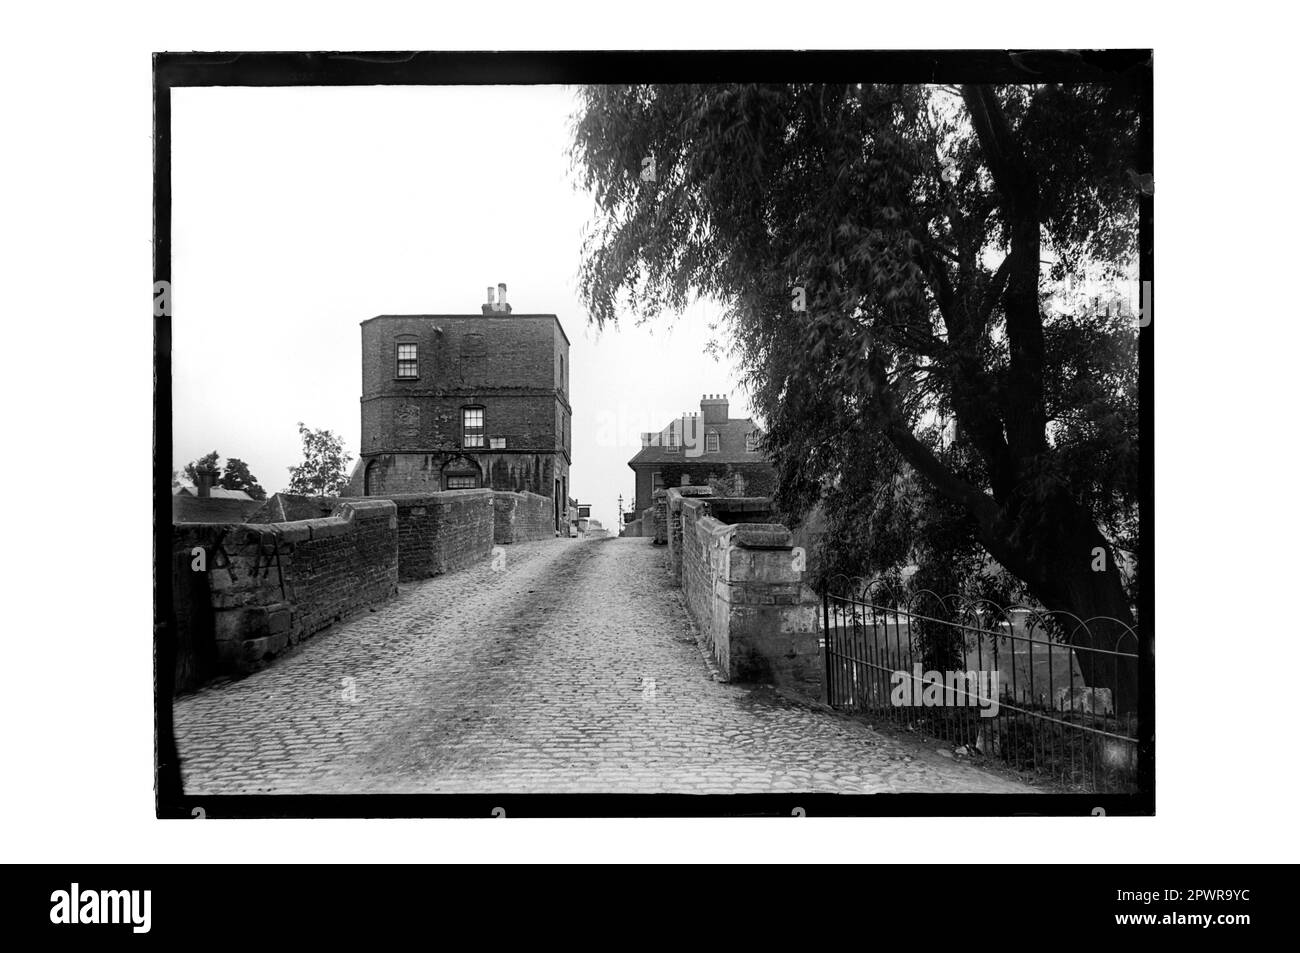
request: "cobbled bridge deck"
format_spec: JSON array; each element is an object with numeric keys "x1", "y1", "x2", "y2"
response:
[{"x1": 174, "y1": 536, "x2": 1034, "y2": 795}]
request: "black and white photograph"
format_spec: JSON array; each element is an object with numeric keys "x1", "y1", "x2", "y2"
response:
[
  {"x1": 155, "y1": 51, "x2": 1151, "y2": 813},
  {"x1": 4, "y1": 0, "x2": 1299, "y2": 913}
]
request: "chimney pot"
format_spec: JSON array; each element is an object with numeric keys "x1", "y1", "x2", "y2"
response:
[{"x1": 194, "y1": 465, "x2": 218, "y2": 499}]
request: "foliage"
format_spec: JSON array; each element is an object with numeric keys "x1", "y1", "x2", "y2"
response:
[
  {"x1": 571, "y1": 81, "x2": 1144, "y2": 633},
  {"x1": 218, "y1": 457, "x2": 267, "y2": 501},
  {"x1": 183, "y1": 451, "x2": 220, "y2": 485},
  {"x1": 181, "y1": 451, "x2": 266, "y2": 499},
  {"x1": 286, "y1": 423, "x2": 353, "y2": 497}
]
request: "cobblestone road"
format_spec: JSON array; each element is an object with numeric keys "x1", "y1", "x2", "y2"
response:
[{"x1": 174, "y1": 536, "x2": 1034, "y2": 794}]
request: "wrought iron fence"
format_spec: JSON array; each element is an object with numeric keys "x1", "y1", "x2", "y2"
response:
[{"x1": 822, "y1": 575, "x2": 1142, "y2": 793}]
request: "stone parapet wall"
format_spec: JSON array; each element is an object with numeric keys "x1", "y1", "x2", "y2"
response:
[
  {"x1": 171, "y1": 499, "x2": 399, "y2": 691},
  {"x1": 493, "y1": 490, "x2": 555, "y2": 544},
  {"x1": 668, "y1": 488, "x2": 823, "y2": 700},
  {"x1": 385, "y1": 490, "x2": 496, "y2": 580}
]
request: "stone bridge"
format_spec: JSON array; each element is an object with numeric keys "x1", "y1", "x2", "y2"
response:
[{"x1": 173, "y1": 535, "x2": 1035, "y2": 795}]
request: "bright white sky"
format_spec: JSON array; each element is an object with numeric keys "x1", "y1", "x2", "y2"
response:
[{"x1": 172, "y1": 85, "x2": 749, "y2": 529}]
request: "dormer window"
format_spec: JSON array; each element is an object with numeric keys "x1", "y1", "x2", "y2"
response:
[
  {"x1": 745, "y1": 431, "x2": 760, "y2": 452},
  {"x1": 396, "y1": 343, "x2": 418, "y2": 379},
  {"x1": 705, "y1": 431, "x2": 720, "y2": 453}
]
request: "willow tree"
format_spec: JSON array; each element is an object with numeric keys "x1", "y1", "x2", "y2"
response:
[{"x1": 572, "y1": 81, "x2": 1144, "y2": 709}]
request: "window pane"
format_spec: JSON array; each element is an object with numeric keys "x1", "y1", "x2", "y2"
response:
[{"x1": 463, "y1": 408, "x2": 484, "y2": 447}]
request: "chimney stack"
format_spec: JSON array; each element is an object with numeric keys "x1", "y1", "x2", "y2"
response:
[
  {"x1": 194, "y1": 465, "x2": 218, "y2": 499},
  {"x1": 701, "y1": 393, "x2": 729, "y2": 424},
  {"x1": 482, "y1": 282, "x2": 512, "y2": 314}
]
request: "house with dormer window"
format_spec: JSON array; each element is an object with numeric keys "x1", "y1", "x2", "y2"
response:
[{"x1": 626, "y1": 393, "x2": 777, "y2": 514}]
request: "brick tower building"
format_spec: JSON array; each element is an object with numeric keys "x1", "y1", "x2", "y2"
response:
[{"x1": 344, "y1": 284, "x2": 572, "y2": 529}]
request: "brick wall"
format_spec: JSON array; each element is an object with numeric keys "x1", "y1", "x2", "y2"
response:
[
  {"x1": 493, "y1": 490, "x2": 555, "y2": 544},
  {"x1": 360, "y1": 314, "x2": 566, "y2": 411},
  {"x1": 353, "y1": 313, "x2": 571, "y2": 499},
  {"x1": 665, "y1": 486, "x2": 715, "y2": 586},
  {"x1": 652, "y1": 489, "x2": 668, "y2": 544},
  {"x1": 353, "y1": 450, "x2": 564, "y2": 498},
  {"x1": 670, "y1": 489, "x2": 823, "y2": 701},
  {"x1": 171, "y1": 499, "x2": 399, "y2": 691},
  {"x1": 386, "y1": 490, "x2": 496, "y2": 580}
]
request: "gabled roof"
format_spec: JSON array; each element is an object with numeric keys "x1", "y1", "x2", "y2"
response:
[{"x1": 628, "y1": 417, "x2": 767, "y2": 467}]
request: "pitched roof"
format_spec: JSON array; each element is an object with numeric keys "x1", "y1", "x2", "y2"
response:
[
  {"x1": 244, "y1": 492, "x2": 338, "y2": 524},
  {"x1": 628, "y1": 416, "x2": 768, "y2": 467},
  {"x1": 173, "y1": 484, "x2": 255, "y2": 501},
  {"x1": 171, "y1": 495, "x2": 263, "y2": 524}
]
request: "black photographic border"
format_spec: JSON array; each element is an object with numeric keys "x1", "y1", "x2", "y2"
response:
[{"x1": 153, "y1": 49, "x2": 1153, "y2": 818}]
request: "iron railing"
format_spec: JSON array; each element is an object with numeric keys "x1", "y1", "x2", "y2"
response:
[{"x1": 822, "y1": 575, "x2": 1142, "y2": 793}]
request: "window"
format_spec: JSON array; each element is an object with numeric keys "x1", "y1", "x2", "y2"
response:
[
  {"x1": 489, "y1": 437, "x2": 506, "y2": 450},
  {"x1": 666, "y1": 430, "x2": 679, "y2": 453},
  {"x1": 462, "y1": 407, "x2": 484, "y2": 447},
  {"x1": 746, "y1": 431, "x2": 760, "y2": 452},
  {"x1": 706, "y1": 431, "x2": 720, "y2": 453},
  {"x1": 652, "y1": 472, "x2": 664, "y2": 491},
  {"x1": 559, "y1": 355, "x2": 564, "y2": 387},
  {"x1": 446, "y1": 475, "x2": 478, "y2": 490},
  {"x1": 396, "y1": 343, "x2": 418, "y2": 378}
]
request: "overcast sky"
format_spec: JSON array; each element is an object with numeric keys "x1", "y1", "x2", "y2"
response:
[{"x1": 172, "y1": 85, "x2": 749, "y2": 529}]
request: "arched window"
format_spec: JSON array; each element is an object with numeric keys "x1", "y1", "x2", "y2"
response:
[{"x1": 441, "y1": 456, "x2": 482, "y2": 490}]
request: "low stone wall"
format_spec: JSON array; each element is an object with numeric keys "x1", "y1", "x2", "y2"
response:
[
  {"x1": 670, "y1": 488, "x2": 823, "y2": 700},
  {"x1": 387, "y1": 490, "x2": 495, "y2": 581},
  {"x1": 666, "y1": 486, "x2": 715, "y2": 585},
  {"x1": 493, "y1": 490, "x2": 555, "y2": 544},
  {"x1": 171, "y1": 499, "x2": 399, "y2": 690}
]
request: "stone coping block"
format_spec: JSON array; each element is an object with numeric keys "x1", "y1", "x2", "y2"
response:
[
  {"x1": 335, "y1": 498, "x2": 399, "y2": 519},
  {"x1": 491, "y1": 489, "x2": 552, "y2": 503},
  {"x1": 709, "y1": 496, "x2": 774, "y2": 512},
  {"x1": 731, "y1": 522, "x2": 794, "y2": 550},
  {"x1": 176, "y1": 498, "x2": 400, "y2": 545},
  {"x1": 665, "y1": 486, "x2": 716, "y2": 512},
  {"x1": 380, "y1": 489, "x2": 494, "y2": 504},
  {"x1": 693, "y1": 513, "x2": 735, "y2": 544}
]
